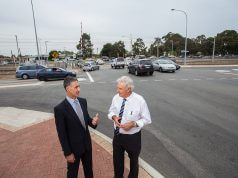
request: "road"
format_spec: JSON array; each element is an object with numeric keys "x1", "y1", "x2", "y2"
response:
[{"x1": 0, "y1": 66, "x2": 238, "y2": 177}]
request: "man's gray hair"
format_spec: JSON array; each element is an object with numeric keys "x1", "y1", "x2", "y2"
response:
[
  {"x1": 116, "y1": 76, "x2": 134, "y2": 91},
  {"x1": 63, "y1": 76, "x2": 78, "y2": 90}
]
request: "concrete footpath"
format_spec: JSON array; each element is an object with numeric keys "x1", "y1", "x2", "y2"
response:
[{"x1": 0, "y1": 107, "x2": 163, "y2": 178}]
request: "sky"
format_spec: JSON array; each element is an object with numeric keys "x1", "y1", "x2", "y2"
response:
[{"x1": 0, "y1": 0, "x2": 237, "y2": 56}]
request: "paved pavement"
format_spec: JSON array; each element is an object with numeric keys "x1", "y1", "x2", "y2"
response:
[{"x1": 0, "y1": 107, "x2": 161, "y2": 178}]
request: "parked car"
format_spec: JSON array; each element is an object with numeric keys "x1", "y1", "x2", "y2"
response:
[
  {"x1": 160, "y1": 57, "x2": 180, "y2": 70},
  {"x1": 167, "y1": 59, "x2": 180, "y2": 70},
  {"x1": 111, "y1": 57, "x2": 125, "y2": 69},
  {"x1": 36, "y1": 67, "x2": 76, "y2": 81},
  {"x1": 83, "y1": 61, "x2": 99, "y2": 71},
  {"x1": 128, "y1": 59, "x2": 154, "y2": 76},
  {"x1": 152, "y1": 59, "x2": 176, "y2": 72},
  {"x1": 16, "y1": 64, "x2": 46, "y2": 79},
  {"x1": 96, "y1": 59, "x2": 105, "y2": 65}
]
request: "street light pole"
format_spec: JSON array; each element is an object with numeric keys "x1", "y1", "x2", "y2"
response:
[
  {"x1": 171, "y1": 8, "x2": 188, "y2": 65},
  {"x1": 212, "y1": 37, "x2": 216, "y2": 63},
  {"x1": 30, "y1": 0, "x2": 40, "y2": 64},
  {"x1": 45, "y1": 41, "x2": 49, "y2": 66},
  {"x1": 45, "y1": 41, "x2": 48, "y2": 54},
  {"x1": 171, "y1": 40, "x2": 174, "y2": 56}
]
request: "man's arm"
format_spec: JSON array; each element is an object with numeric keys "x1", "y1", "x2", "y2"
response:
[
  {"x1": 54, "y1": 106, "x2": 72, "y2": 156},
  {"x1": 83, "y1": 99, "x2": 97, "y2": 129}
]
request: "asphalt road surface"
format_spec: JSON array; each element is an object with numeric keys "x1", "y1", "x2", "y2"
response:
[{"x1": 0, "y1": 66, "x2": 238, "y2": 178}]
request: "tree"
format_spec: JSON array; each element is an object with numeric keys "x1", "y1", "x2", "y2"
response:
[
  {"x1": 215, "y1": 30, "x2": 238, "y2": 55},
  {"x1": 76, "y1": 33, "x2": 93, "y2": 59},
  {"x1": 100, "y1": 43, "x2": 113, "y2": 57},
  {"x1": 148, "y1": 37, "x2": 163, "y2": 57},
  {"x1": 162, "y1": 32, "x2": 185, "y2": 56},
  {"x1": 132, "y1": 38, "x2": 146, "y2": 55},
  {"x1": 112, "y1": 41, "x2": 126, "y2": 57}
]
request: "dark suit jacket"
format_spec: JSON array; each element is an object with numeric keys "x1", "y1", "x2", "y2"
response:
[{"x1": 54, "y1": 97, "x2": 97, "y2": 157}]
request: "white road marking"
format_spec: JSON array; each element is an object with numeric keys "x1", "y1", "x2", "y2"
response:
[
  {"x1": 232, "y1": 69, "x2": 238, "y2": 71},
  {"x1": 0, "y1": 81, "x2": 44, "y2": 89},
  {"x1": 77, "y1": 78, "x2": 87, "y2": 81},
  {"x1": 216, "y1": 70, "x2": 230, "y2": 73},
  {"x1": 86, "y1": 72, "x2": 94, "y2": 82},
  {"x1": 231, "y1": 74, "x2": 238, "y2": 75}
]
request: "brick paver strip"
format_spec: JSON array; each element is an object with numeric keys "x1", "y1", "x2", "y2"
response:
[{"x1": 0, "y1": 119, "x2": 130, "y2": 178}]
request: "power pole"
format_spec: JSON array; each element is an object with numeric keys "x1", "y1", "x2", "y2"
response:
[
  {"x1": 15, "y1": 35, "x2": 21, "y2": 64},
  {"x1": 30, "y1": 0, "x2": 40, "y2": 64}
]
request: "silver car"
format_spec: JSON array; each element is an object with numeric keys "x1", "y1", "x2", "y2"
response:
[
  {"x1": 152, "y1": 59, "x2": 176, "y2": 72},
  {"x1": 82, "y1": 61, "x2": 99, "y2": 71}
]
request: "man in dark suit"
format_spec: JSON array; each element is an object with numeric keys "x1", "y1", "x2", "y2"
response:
[{"x1": 54, "y1": 76, "x2": 99, "y2": 178}]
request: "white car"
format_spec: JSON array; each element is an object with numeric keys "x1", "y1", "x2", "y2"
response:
[
  {"x1": 152, "y1": 59, "x2": 176, "y2": 72},
  {"x1": 111, "y1": 57, "x2": 125, "y2": 69},
  {"x1": 96, "y1": 59, "x2": 105, "y2": 65}
]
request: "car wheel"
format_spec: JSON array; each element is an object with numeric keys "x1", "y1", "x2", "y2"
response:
[
  {"x1": 159, "y1": 68, "x2": 163, "y2": 72},
  {"x1": 39, "y1": 76, "x2": 44, "y2": 81},
  {"x1": 172, "y1": 70, "x2": 175, "y2": 73},
  {"x1": 149, "y1": 72, "x2": 153, "y2": 76},
  {"x1": 135, "y1": 70, "x2": 139, "y2": 76},
  {"x1": 22, "y1": 74, "x2": 29, "y2": 79},
  {"x1": 122, "y1": 66, "x2": 125, "y2": 69},
  {"x1": 111, "y1": 65, "x2": 113, "y2": 68}
]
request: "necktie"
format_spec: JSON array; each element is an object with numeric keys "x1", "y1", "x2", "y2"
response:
[
  {"x1": 74, "y1": 100, "x2": 86, "y2": 129},
  {"x1": 115, "y1": 98, "x2": 126, "y2": 135}
]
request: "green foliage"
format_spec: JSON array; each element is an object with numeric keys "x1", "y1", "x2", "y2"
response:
[
  {"x1": 76, "y1": 33, "x2": 93, "y2": 59},
  {"x1": 132, "y1": 38, "x2": 147, "y2": 55},
  {"x1": 100, "y1": 41, "x2": 126, "y2": 57}
]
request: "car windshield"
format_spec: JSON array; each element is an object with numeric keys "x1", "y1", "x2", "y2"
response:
[
  {"x1": 159, "y1": 60, "x2": 170, "y2": 64},
  {"x1": 166, "y1": 60, "x2": 174, "y2": 64},
  {"x1": 117, "y1": 58, "x2": 124, "y2": 62},
  {"x1": 84, "y1": 63, "x2": 90, "y2": 66},
  {"x1": 140, "y1": 60, "x2": 152, "y2": 65}
]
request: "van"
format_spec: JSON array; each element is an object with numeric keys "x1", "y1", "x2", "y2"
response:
[{"x1": 16, "y1": 64, "x2": 45, "y2": 79}]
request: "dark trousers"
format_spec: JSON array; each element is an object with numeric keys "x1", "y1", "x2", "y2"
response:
[
  {"x1": 67, "y1": 149, "x2": 93, "y2": 178},
  {"x1": 113, "y1": 131, "x2": 141, "y2": 178}
]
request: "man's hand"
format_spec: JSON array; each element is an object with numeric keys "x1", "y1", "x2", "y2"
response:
[
  {"x1": 112, "y1": 115, "x2": 121, "y2": 127},
  {"x1": 120, "y1": 121, "x2": 135, "y2": 131},
  {"x1": 66, "y1": 153, "x2": 75, "y2": 163},
  {"x1": 92, "y1": 113, "x2": 100, "y2": 126}
]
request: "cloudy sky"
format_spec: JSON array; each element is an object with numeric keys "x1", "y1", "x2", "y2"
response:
[{"x1": 0, "y1": 0, "x2": 237, "y2": 56}]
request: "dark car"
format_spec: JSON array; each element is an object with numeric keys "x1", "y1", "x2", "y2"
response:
[
  {"x1": 36, "y1": 67, "x2": 76, "y2": 81},
  {"x1": 128, "y1": 59, "x2": 154, "y2": 76},
  {"x1": 16, "y1": 64, "x2": 46, "y2": 79}
]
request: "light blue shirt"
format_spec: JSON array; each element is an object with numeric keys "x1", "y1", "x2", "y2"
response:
[{"x1": 66, "y1": 95, "x2": 80, "y2": 114}]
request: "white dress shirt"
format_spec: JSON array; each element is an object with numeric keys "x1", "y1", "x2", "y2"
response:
[{"x1": 108, "y1": 92, "x2": 152, "y2": 134}]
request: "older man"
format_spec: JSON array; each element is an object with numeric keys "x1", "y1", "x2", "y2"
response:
[
  {"x1": 54, "y1": 76, "x2": 99, "y2": 178},
  {"x1": 108, "y1": 76, "x2": 152, "y2": 178}
]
